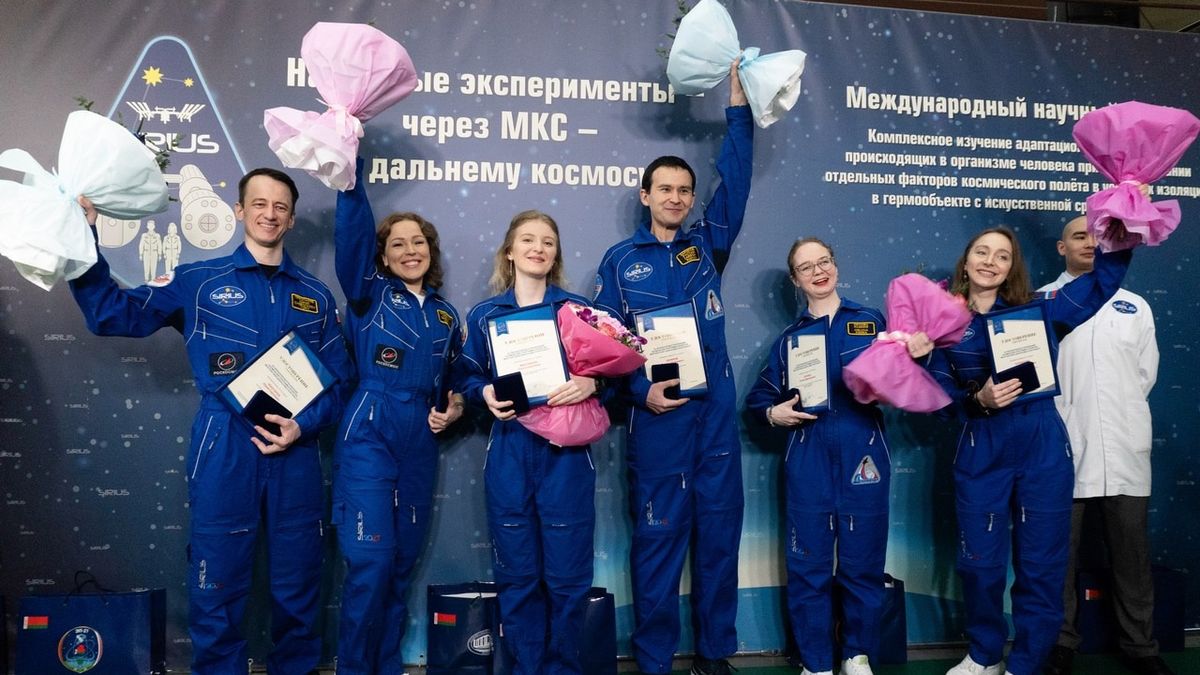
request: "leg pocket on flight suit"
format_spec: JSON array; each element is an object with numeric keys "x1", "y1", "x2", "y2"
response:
[
  {"x1": 956, "y1": 509, "x2": 1008, "y2": 568},
  {"x1": 631, "y1": 471, "x2": 691, "y2": 537}
]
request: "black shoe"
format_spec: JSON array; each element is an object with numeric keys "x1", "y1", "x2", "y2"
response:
[
  {"x1": 1121, "y1": 654, "x2": 1174, "y2": 675},
  {"x1": 1042, "y1": 645, "x2": 1074, "y2": 675},
  {"x1": 691, "y1": 657, "x2": 738, "y2": 675}
]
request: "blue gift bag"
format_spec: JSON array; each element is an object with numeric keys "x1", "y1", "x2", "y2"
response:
[
  {"x1": 15, "y1": 588, "x2": 166, "y2": 675},
  {"x1": 427, "y1": 582, "x2": 498, "y2": 675},
  {"x1": 493, "y1": 586, "x2": 616, "y2": 675}
]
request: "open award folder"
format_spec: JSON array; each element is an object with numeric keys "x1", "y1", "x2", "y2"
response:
[{"x1": 219, "y1": 331, "x2": 336, "y2": 434}]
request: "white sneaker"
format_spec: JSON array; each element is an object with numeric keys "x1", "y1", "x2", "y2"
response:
[
  {"x1": 841, "y1": 654, "x2": 874, "y2": 675},
  {"x1": 945, "y1": 654, "x2": 1005, "y2": 675},
  {"x1": 801, "y1": 668, "x2": 833, "y2": 675}
]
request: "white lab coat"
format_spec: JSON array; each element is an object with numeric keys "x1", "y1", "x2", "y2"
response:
[{"x1": 1039, "y1": 273, "x2": 1158, "y2": 498}]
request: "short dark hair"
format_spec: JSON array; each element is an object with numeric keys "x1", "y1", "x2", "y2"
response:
[
  {"x1": 238, "y1": 168, "x2": 299, "y2": 208},
  {"x1": 641, "y1": 155, "x2": 695, "y2": 192}
]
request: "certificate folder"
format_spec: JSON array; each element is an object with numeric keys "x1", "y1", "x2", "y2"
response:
[
  {"x1": 982, "y1": 303, "x2": 1059, "y2": 403},
  {"x1": 785, "y1": 320, "x2": 831, "y2": 413},
  {"x1": 634, "y1": 300, "x2": 708, "y2": 399},
  {"x1": 219, "y1": 330, "x2": 336, "y2": 431},
  {"x1": 486, "y1": 302, "x2": 569, "y2": 408}
]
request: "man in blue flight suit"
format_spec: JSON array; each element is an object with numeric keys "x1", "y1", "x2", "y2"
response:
[
  {"x1": 593, "y1": 61, "x2": 751, "y2": 675},
  {"x1": 69, "y1": 169, "x2": 352, "y2": 675}
]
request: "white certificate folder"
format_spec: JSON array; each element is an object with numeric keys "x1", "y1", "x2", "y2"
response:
[
  {"x1": 634, "y1": 300, "x2": 708, "y2": 398},
  {"x1": 219, "y1": 331, "x2": 336, "y2": 427}
]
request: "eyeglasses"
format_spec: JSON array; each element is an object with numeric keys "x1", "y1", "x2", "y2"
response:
[{"x1": 792, "y1": 256, "x2": 836, "y2": 278}]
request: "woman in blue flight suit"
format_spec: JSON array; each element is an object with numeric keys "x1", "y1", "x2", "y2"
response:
[
  {"x1": 457, "y1": 210, "x2": 600, "y2": 675},
  {"x1": 332, "y1": 160, "x2": 465, "y2": 675},
  {"x1": 927, "y1": 227, "x2": 1131, "y2": 675},
  {"x1": 746, "y1": 238, "x2": 923, "y2": 675}
]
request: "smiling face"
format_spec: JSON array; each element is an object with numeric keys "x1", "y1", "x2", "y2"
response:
[
  {"x1": 790, "y1": 241, "x2": 839, "y2": 303},
  {"x1": 640, "y1": 166, "x2": 695, "y2": 233},
  {"x1": 506, "y1": 218, "x2": 559, "y2": 281},
  {"x1": 1058, "y1": 215, "x2": 1096, "y2": 276},
  {"x1": 235, "y1": 175, "x2": 295, "y2": 252},
  {"x1": 380, "y1": 219, "x2": 430, "y2": 291},
  {"x1": 964, "y1": 231, "x2": 1014, "y2": 293}
]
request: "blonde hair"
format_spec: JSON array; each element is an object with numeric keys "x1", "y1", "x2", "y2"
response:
[{"x1": 489, "y1": 210, "x2": 567, "y2": 292}]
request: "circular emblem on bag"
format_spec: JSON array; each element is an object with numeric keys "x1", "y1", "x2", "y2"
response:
[
  {"x1": 467, "y1": 628, "x2": 494, "y2": 656},
  {"x1": 57, "y1": 626, "x2": 103, "y2": 673}
]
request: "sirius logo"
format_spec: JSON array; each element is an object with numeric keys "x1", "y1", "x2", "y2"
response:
[
  {"x1": 623, "y1": 262, "x2": 653, "y2": 282},
  {"x1": 1112, "y1": 300, "x2": 1137, "y2": 314},
  {"x1": 962, "y1": 326, "x2": 976, "y2": 341},
  {"x1": 209, "y1": 286, "x2": 247, "y2": 306},
  {"x1": 95, "y1": 488, "x2": 130, "y2": 497},
  {"x1": 26, "y1": 578, "x2": 56, "y2": 586}
]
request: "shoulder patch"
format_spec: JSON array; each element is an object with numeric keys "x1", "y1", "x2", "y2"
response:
[
  {"x1": 437, "y1": 308, "x2": 454, "y2": 327},
  {"x1": 847, "y1": 321, "x2": 877, "y2": 336},
  {"x1": 594, "y1": 273, "x2": 603, "y2": 297},
  {"x1": 675, "y1": 245, "x2": 700, "y2": 266},
  {"x1": 1111, "y1": 299, "x2": 1137, "y2": 314},
  {"x1": 704, "y1": 289, "x2": 724, "y2": 320},
  {"x1": 623, "y1": 262, "x2": 653, "y2": 282},
  {"x1": 291, "y1": 293, "x2": 319, "y2": 314}
]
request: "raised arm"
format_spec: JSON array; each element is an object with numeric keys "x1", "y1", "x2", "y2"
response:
[
  {"x1": 1045, "y1": 248, "x2": 1133, "y2": 335},
  {"x1": 699, "y1": 103, "x2": 754, "y2": 269},
  {"x1": 69, "y1": 228, "x2": 184, "y2": 338},
  {"x1": 335, "y1": 158, "x2": 379, "y2": 312}
]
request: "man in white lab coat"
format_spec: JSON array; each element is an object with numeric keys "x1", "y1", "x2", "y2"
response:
[{"x1": 1038, "y1": 216, "x2": 1170, "y2": 675}]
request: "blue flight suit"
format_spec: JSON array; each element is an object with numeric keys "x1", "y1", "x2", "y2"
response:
[
  {"x1": 330, "y1": 166, "x2": 463, "y2": 675},
  {"x1": 69, "y1": 241, "x2": 352, "y2": 675},
  {"x1": 592, "y1": 104, "x2": 752, "y2": 672},
  {"x1": 744, "y1": 300, "x2": 890, "y2": 673},
  {"x1": 928, "y1": 249, "x2": 1131, "y2": 675},
  {"x1": 458, "y1": 286, "x2": 597, "y2": 675}
]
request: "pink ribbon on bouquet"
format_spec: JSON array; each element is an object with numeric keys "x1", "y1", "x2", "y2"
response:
[
  {"x1": 843, "y1": 274, "x2": 971, "y2": 413},
  {"x1": 264, "y1": 22, "x2": 418, "y2": 191},
  {"x1": 1072, "y1": 100, "x2": 1200, "y2": 251}
]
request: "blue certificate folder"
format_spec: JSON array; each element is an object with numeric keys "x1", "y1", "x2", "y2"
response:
[
  {"x1": 486, "y1": 302, "x2": 569, "y2": 408},
  {"x1": 633, "y1": 300, "x2": 708, "y2": 399},
  {"x1": 218, "y1": 331, "x2": 336, "y2": 433},
  {"x1": 783, "y1": 320, "x2": 832, "y2": 413},
  {"x1": 982, "y1": 302, "x2": 1060, "y2": 403}
]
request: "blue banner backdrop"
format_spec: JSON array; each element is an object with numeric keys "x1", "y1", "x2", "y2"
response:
[{"x1": 1, "y1": 1, "x2": 1197, "y2": 668}]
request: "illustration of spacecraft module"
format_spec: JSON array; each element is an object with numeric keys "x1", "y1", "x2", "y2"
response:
[{"x1": 97, "y1": 164, "x2": 238, "y2": 281}]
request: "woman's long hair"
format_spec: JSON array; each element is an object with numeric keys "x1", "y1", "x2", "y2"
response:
[
  {"x1": 949, "y1": 226, "x2": 1032, "y2": 307},
  {"x1": 489, "y1": 210, "x2": 567, "y2": 292}
]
